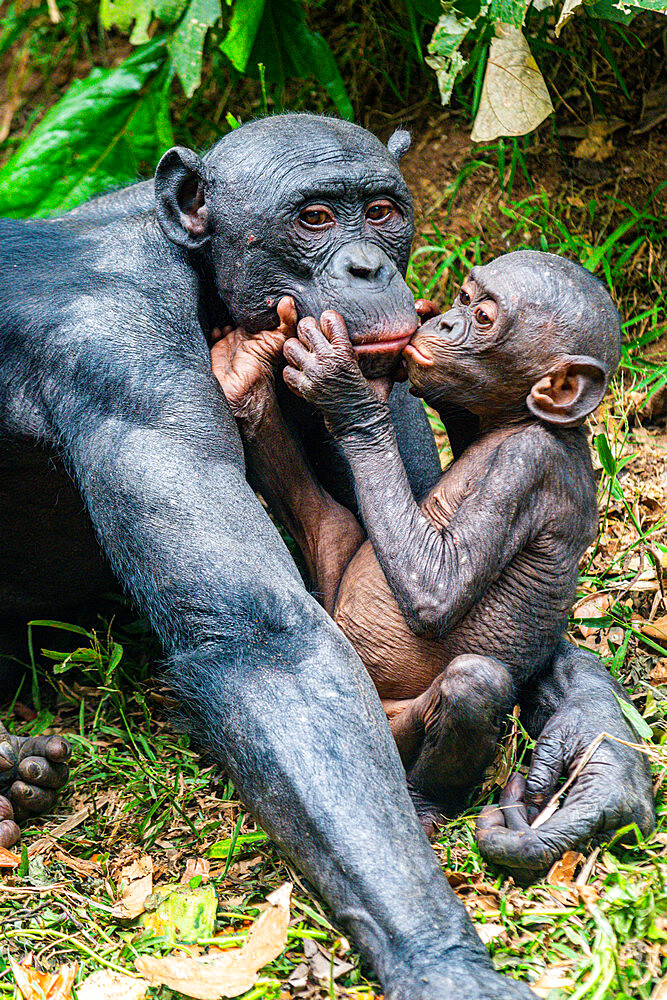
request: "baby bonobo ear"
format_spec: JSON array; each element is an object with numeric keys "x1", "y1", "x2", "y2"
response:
[
  {"x1": 387, "y1": 129, "x2": 411, "y2": 161},
  {"x1": 155, "y1": 146, "x2": 210, "y2": 250},
  {"x1": 527, "y1": 356, "x2": 607, "y2": 427}
]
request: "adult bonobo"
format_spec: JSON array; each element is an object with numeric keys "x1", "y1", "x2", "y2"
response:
[{"x1": 0, "y1": 114, "x2": 653, "y2": 997}]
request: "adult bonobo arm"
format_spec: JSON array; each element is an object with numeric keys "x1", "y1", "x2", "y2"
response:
[
  {"x1": 39, "y1": 300, "x2": 530, "y2": 999},
  {"x1": 476, "y1": 639, "x2": 655, "y2": 880}
]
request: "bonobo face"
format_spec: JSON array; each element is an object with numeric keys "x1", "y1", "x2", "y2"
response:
[
  {"x1": 404, "y1": 250, "x2": 621, "y2": 427},
  {"x1": 154, "y1": 114, "x2": 419, "y2": 376}
]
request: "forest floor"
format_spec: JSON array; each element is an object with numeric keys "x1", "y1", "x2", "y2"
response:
[{"x1": 1, "y1": 35, "x2": 667, "y2": 1000}]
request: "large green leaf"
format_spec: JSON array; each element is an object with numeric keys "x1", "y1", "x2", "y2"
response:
[
  {"x1": 426, "y1": 12, "x2": 476, "y2": 105},
  {"x1": 169, "y1": 0, "x2": 222, "y2": 96},
  {"x1": 220, "y1": 0, "x2": 266, "y2": 73},
  {"x1": 223, "y1": 0, "x2": 353, "y2": 120},
  {"x1": 0, "y1": 40, "x2": 172, "y2": 218},
  {"x1": 489, "y1": 0, "x2": 530, "y2": 26}
]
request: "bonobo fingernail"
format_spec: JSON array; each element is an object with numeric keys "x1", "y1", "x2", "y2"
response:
[{"x1": 0, "y1": 742, "x2": 17, "y2": 770}]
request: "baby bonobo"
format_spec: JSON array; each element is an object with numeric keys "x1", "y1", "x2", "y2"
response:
[{"x1": 211, "y1": 251, "x2": 621, "y2": 833}]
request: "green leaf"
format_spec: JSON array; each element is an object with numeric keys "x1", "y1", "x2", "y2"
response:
[
  {"x1": 614, "y1": 692, "x2": 653, "y2": 741},
  {"x1": 0, "y1": 41, "x2": 172, "y2": 218},
  {"x1": 595, "y1": 432, "x2": 616, "y2": 477},
  {"x1": 425, "y1": 13, "x2": 475, "y2": 105},
  {"x1": 220, "y1": 0, "x2": 266, "y2": 72},
  {"x1": 169, "y1": 0, "x2": 222, "y2": 96},
  {"x1": 100, "y1": 0, "x2": 188, "y2": 44},
  {"x1": 489, "y1": 0, "x2": 530, "y2": 27},
  {"x1": 208, "y1": 830, "x2": 268, "y2": 858},
  {"x1": 234, "y1": 0, "x2": 353, "y2": 120}
]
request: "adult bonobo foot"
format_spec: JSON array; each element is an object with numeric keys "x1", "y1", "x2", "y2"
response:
[
  {"x1": 210, "y1": 296, "x2": 297, "y2": 423},
  {"x1": 388, "y1": 956, "x2": 535, "y2": 1000},
  {"x1": 393, "y1": 655, "x2": 515, "y2": 837},
  {"x1": 0, "y1": 726, "x2": 71, "y2": 834}
]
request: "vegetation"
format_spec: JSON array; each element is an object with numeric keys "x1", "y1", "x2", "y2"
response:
[{"x1": 0, "y1": 3, "x2": 666, "y2": 1000}]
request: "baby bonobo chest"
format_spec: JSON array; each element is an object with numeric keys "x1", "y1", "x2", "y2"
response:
[{"x1": 333, "y1": 427, "x2": 587, "y2": 700}]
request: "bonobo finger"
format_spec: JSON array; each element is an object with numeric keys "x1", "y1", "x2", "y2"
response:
[
  {"x1": 415, "y1": 298, "x2": 439, "y2": 322},
  {"x1": 283, "y1": 337, "x2": 315, "y2": 371},
  {"x1": 23, "y1": 734, "x2": 71, "y2": 765},
  {"x1": 18, "y1": 756, "x2": 69, "y2": 790},
  {"x1": 0, "y1": 794, "x2": 14, "y2": 821},
  {"x1": 277, "y1": 296, "x2": 297, "y2": 337},
  {"x1": 10, "y1": 780, "x2": 57, "y2": 818},
  {"x1": 0, "y1": 740, "x2": 17, "y2": 773},
  {"x1": 523, "y1": 729, "x2": 567, "y2": 823},
  {"x1": 498, "y1": 774, "x2": 532, "y2": 832},
  {"x1": 319, "y1": 311, "x2": 355, "y2": 354},
  {"x1": 282, "y1": 366, "x2": 310, "y2": 399},
  {"x1": 0, "y1": 818, "x2": 20, "y2": 850},
  {"x1": 296, "y1": 317, "x2": 330, "y2": 354},
  {"x1": 476, "y1": 804, "x2": 507, "y2": 834}
]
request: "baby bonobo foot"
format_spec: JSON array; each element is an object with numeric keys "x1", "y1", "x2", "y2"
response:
[
  {"x1": 0, "y1": 727, "x2": 71, "y2": 835},
  {"x1": 211, "y1": 296, "x2": 297, "y2": 423},
  {"x1": 399, "y1": 655, "x2": 515, "y2": 837}
]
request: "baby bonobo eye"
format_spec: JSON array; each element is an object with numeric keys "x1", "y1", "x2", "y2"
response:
[
  {"x1": 459, "y1": 288, "x2": 471, "y2": 306},
  {"x1": 298, "y1": 205, "x2": 335, "y2": 231},
  {"x1": 366, "y1": 199, "x2": 398, "y2": 224},
  {"x1": 473, "y1": 301, "x2": 497, "y2": 329}
]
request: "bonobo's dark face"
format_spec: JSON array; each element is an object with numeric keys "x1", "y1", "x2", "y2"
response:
[
  {"x1": 404, "y1": 250, "x2": 621, "y2": 427},
  {"x1": 154, "y1": 114, "x2": 419, "y2": 376}
]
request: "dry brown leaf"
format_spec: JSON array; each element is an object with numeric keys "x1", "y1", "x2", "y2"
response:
[
  {"x1": 475, "y1": 922, "x2": 505, "y2": 945},
  {"x1": 111, "y1": 856, "x2": 153, "y2": 920},
  {"x1": 136, "y1": 882, "x2": 291, "y2": 999},
  {"x1": 574, "y1": 594, "x2": 612, "y2": 637},
  {"x1": 652, "y1": 979, "x2": 667, "y2": 999},
  {"x1": 10, "y1": 957, "x2": 77, "y2": 1000},
  {"x1": 181, "y1": 858, "x2": 211, "y2": 884},
  {"x1": 471, "y1": 24, "x2": 553, "y2": 142},
  {"x1": 76, "y1": 971, "x2": 150, "y2": 1000},
  {"x1": 531, "y1": 969, "x2": 576, "y2": 997},
  {"x1": 651, "y1": 659, "x2": 667, "y2": 686},
  {"x1": 0, "y1": 846, "x2": 20, "y2": 868},
  {"x1": 643, "y1": 616, "x2": 667, "y2": 642},
  {"x1": 547, "y1": 851, "x2": 584, "y2": 888}
]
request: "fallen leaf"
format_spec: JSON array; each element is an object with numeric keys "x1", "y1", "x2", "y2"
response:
[
  {"x1": 77, "y1": 970, "x2": 150, "y2": 1000},
  {"x1": 651, "y1": 978, "x2": 667, "y2": 1000},
  {"x1": 136, "y1": 882, "x2": 292, "y2": 999},
  {"x1": 475, "y1": 922, "x2": 505, "y2": 944},
  {"x1": 573, "y1": 594, "x2": 612, "y2": 637},
  {"x1": 531, "y1": 969, "x2": 576, "y2": 997},
  {"x1": 302, "y1": 938, "x2": 354, "y2": 985},
  {"x1": 181, "y1": 858, "x2": 211, "y2": 884},
  {"x1": 10, "y1": 957, "x2": 77, "y2": 1000},
  {"x1": 140, "y1": 882, "x2": 218, "y2": 943},
  {"x1": 555, "y1": 0, "x2": 582, "y2": 36},
  {"x1": 547, "y1": 851, "x2": 583, "y2": 887},
  {"x1": 643, "y1": 615, "x2": 667, "y2": 642},
  {"x1": 111, "y1": 856, "x2": 153, "y2": 920},
  {"x1": 471, "y1": 24, "x2": 553, "y2": 142},
  {"x1": 651, "y1": 659, "x2": 667, "y2": 686},
  {"x1": 0, "y1": 846, "x2": 20, "y2": 867}
]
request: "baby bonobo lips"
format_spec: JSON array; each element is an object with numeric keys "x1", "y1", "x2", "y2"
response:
[{"x1": 403, "y1": 340, "x2": 434, "y2": 367}]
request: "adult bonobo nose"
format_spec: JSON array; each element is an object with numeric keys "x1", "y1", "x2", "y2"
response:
[
  {"x1": 334, "y1": 242, "x2": 388, "y2": 285},
  {"x1": 319, "y1": 241, "x2": 419, "y2": 377}
]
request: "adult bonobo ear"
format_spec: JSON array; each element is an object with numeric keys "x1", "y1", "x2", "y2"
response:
[
  {"x1": 387, "y1": 129, "x2": 411, "y2": 162},
  {"x1": 155, "y1": 146, "x2": 210, "y2": 250},
  {"x1": 527, "y1": 356, "x2": 607, "y2": 427}
]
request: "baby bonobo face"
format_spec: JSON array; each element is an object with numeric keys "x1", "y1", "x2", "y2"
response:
[{"x1": 404, "y1": 250, "x2": 622, "y2": 428}]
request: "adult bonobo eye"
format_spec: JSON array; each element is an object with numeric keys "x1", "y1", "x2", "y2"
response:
[
  {"x1": 473, "y1": 301, "x2": 498, "y2": 330},
  {"x1": 365, "y1": 199, "x2": 399, "y2": 225},
  {"x1": 298, "y1": 205, "x2": 335, "y2": 231}
]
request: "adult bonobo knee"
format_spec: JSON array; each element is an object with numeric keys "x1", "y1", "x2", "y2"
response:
[{"x1": 0, "y1": 113, "x2": 652, "y2": 996}]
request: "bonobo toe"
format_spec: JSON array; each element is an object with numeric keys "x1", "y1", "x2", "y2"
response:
[
  {"x1": 0, "y1": 795, "x2": 19, "y2": 849},
  {"x1": 18, "y1": 756, "x2": 69, "y2": 790},
  {"x1": 10, "y1": 780, "x2": 57, "y2": 820}
]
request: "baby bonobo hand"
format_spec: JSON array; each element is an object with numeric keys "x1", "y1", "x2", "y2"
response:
[
  {"x1": 211, "y1": 296, "x2": 297, "y2": 424},
  {"x1": 0, "y1": 726, "x2": 71, "y2": 848},
  {"x1": 283, "y1": 312, "x2": 390, "y2": 435}
]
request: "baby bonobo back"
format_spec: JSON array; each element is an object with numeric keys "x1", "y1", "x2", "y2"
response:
[{"x1": 333, "y1": 420, "x2": 598, "y2": 698}]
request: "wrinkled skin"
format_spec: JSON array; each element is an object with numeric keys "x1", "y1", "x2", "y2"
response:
[
  {"x1": 0, "y1": 727, "x2": 71, "y2": 847},
  {"x1": 0, "y1": 115, "x2": 654, "y2": 997}
]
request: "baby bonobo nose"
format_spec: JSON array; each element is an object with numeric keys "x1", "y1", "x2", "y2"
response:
[{"x1": 330, "y1": 242, "x2": 388, "y2": 285}]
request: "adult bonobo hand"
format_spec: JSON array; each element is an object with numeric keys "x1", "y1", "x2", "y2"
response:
[{"x1": 476, "y1": 642, "x2": 655, "y2": 881}]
